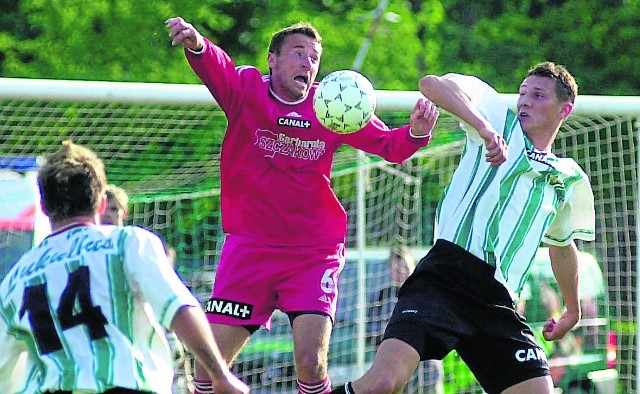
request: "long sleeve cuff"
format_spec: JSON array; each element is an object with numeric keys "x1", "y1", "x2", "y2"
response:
[{"x1": 409, "y1": 127, "x2": 432, "y2": 139}]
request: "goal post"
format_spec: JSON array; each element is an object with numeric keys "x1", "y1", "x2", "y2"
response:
[{"x1": 0, "y1": 77, "x2": 638, "y2": 393}]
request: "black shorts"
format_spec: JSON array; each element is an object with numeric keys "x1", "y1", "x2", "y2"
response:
[{"x1": 383, "y1": 239, "x2": 549, "y2": 394}]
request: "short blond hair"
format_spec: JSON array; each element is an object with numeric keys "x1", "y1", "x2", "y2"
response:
[{"x1": 105, "y1": 184, "x2": 129, "y2": 212}]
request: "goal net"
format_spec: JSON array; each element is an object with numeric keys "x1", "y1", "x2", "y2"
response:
[{"x1": 0, "y1": 78, "x2": 637, "y2": 394}]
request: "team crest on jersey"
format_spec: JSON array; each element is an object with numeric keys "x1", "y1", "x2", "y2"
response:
[
  {"x1": 255, "y1": 129, "x2": 326, "y2": 160},
  {"x1": 548, "y1": 174, "x2": 566, "y2": 202},
  {"x1": 205, "y1": 298, "x2": 253, "y2": 319},
  {"x1": 277, "y1": 115, "x2": 312, "y2": 129}
]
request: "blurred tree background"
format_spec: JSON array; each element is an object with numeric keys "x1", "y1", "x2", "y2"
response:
[{"x1": 0, "y1": 0, "x2": 639, "y2": 95}]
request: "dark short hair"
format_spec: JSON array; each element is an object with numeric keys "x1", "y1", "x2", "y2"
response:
[
  {"x1": 527, "y1": 62, "x2": 578, "y2": 104},
  {"x1": 268, "y1": 22, "x2": 322, "y2": 55},
  {"x1": 38, "y1": 140, "x2": 106, "y2": 221}
]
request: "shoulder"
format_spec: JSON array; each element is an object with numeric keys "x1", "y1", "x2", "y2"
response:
[
  {"x1": 443, "y1": 73, "x2": 500, "y2": 99},
  {"x1": 446, "y1": 73, "x2": 510, "y2": 132},
  {"x1": 553, "y1": 157, "x2": 591, "y2": 183},
  {"x1": 234, "y1": 66, "x2": 270, "y2": 95},
  {"x1": 236, "y1": 65, "x2": 265, "y2": 81},
  {"x1": 113, "y1": 225, "x2": 165, "y2": 252},
  {"x1": 126, "y1": 225, "x2": 163, "y2": 242},
  {"x1": 236, "y1": 65, "x2": 261, "y2": 74}
]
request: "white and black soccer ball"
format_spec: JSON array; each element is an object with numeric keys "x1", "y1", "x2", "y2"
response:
[{"x1": 313, "y1": 70, "x2": 376, "y2": 134}]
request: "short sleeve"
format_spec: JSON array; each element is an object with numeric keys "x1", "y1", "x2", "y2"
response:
[
  {"x1": 123, "y1": 227, "x2": 200, "y2": 330},
  {"x1": 543, "y1": 175, "x2": 596, "y2": 246}
]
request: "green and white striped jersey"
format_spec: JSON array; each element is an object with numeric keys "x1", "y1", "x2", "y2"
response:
[
  {"x1": 0, "y1": 224, "x2": 200, "y2": 394},
  {"x1": 436, "y1": 74, "x2": 595, "y2": 300}
]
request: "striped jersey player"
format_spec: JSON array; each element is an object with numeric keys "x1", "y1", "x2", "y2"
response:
[
  {"x1": 0, "y1": 141, "x2": 248, "y2": 394},
  {"x1": 331, "y1": 63, "x2": 595, "y2": 394},
  {"x1": 436, "y1": 73, "x2": 595, "y2": 300},
  {"x1": 0, "y1": 226, "x2": 195, "y2": 394}
]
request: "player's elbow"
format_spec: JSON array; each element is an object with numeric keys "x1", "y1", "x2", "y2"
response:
[{"x1": 419, "y1": 75, "x2": 440, "y2": 97}]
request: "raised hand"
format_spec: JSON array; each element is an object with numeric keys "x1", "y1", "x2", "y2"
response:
[
  {"x1": 166, "y1": 17, "x2": 204, "y2": 51},
  {"x1": 409, "y1": 98, "x2": 439, "y2": 137}
]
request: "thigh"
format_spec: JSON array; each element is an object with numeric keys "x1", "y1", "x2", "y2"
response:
[
  {"x1": 382, "y1": 277, "x2": 467, "y2": 361},
  {"x1": 211, "y1": 323, "x2": 252, "y2": 364},
  {"x1": 194, "y1": 323, "x2": 251, "y2": 378},
  {"x1": 291, "y1": 314, "x2": 332, "y2": 378},
  {"x1": 291, "y1": 314, "x2": 332, "y2": 355},
  {"x1": 501, "y1": 375, "x2": 554, "y2": 394},
  {"x1": 353, "y1": 338, "x2": 420, "y2": 393}
]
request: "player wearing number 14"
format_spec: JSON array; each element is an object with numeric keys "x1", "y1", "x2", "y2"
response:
[{"x1": 0, "y1": 141, "x2": 249, "y2": 394}]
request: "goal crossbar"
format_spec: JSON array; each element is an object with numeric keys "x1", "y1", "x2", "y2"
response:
[{"x1": 3, "y1": 77, "x2": 640, "y2": 116}]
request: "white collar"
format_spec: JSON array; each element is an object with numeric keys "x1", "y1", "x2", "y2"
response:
[{"x1": 269, "y1": 86, "x2": 308, "y2": 105}]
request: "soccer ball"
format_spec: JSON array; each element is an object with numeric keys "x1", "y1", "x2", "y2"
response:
[{"x1": 313, "y1": 70, "x2": 376, "y2": 134}]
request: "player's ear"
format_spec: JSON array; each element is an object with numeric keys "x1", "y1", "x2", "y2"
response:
[
  {"x1": 561, "y1": 102, "x2": 573, "y2": 120},
  {"x1": 267, "y1": 52, "x2": 276, "y2": 70},
  {"x1": 98, "y1": 194, "x2": 107, "y2": 216}
]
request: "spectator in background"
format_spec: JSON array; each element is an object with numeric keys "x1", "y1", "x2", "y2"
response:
[
  {"x1": 367, "y1": 245, "x2": 444, "y2": 394},
  {"x1": 101, "y1": 184, "x2": 129, "y2": 225}
]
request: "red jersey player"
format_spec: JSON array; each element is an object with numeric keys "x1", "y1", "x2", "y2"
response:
[{"x1": 166, "y1": 16, "x2": 439, "y2": 394}]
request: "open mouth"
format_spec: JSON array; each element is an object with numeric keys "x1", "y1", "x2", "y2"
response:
[{"x1": 294, "y1": 75, "x2": 308, "y2": 86}]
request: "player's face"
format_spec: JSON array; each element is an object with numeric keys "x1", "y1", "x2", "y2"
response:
[
  {"x1": 101, "y1": 198, "x2": 126, "y2": 226},
  {"x1": 268, "y1": 33, "x2": 322, "y2": 102},
  {"x1": 517, "y1": 76, "x2": 569, "y2": 136}
]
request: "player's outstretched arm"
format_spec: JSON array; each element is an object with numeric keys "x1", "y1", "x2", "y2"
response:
[
  {"x1": 543, "y1": 243, "x2": 581, "y2": 341},
  {"x1": 419, "y1": 74, "x2": 507, "y2": 166},
  {"x1": 166, "y1": 16, "x2": 205, "y2": 51},
  {"x1": 171, "y1": 306, "x2": 250, "y2": 394}
]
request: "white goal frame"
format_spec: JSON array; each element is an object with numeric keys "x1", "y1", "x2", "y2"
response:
[{"x1": 1, "y1": 77, "x2": 639, "y2": 392}]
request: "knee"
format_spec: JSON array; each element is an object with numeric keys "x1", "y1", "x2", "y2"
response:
[{"x1": 295, "y1": 352, "x2": 327, "y2": 377}]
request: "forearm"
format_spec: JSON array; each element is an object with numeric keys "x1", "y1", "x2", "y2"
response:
[
  {"x1": 549, "y1": 243, "x2": 581, "y2": 322},
  {"x1": 171, "y1": 305, "x2": 230, "y2": 381},
  {"x1": 419, "y1": 74, "x2": 493, "y2": 139}
]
